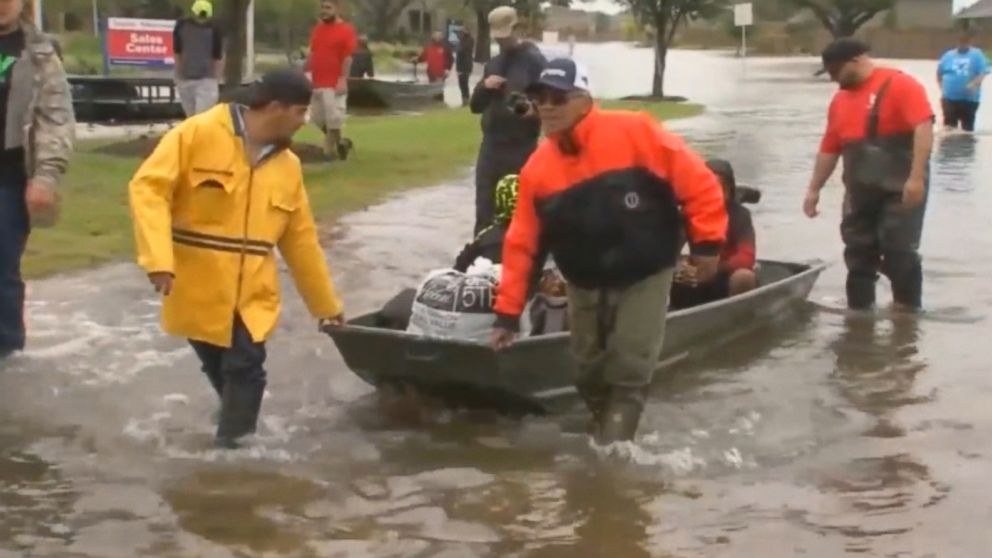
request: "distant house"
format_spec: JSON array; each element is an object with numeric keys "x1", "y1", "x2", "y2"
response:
[
  {"x1": 544, "y1": 6, "x2": 596, "y2": 36},
  {"x1": 789, "y1": 0, "x2": 957, "y2": 30},
  {"x1": 955, "y1": 0, "x2": 992, "y2": 20},
  {"x1": 544, "y1": 6, "x2": 622, "y2": 39},
  {"x1": 395, "y1": 0, "x2": 450, "y2": 36},
  {"x1": 892, "y1": 0, "x2": 955, "y2": 28}
]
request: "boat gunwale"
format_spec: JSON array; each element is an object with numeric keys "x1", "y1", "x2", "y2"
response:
[{"x1": 327, "y1": 258, "x2": 829, "y2": 348}]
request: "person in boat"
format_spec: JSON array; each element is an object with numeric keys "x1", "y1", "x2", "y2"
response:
[
  {"x1": 670, "y1": 158, "x2": 757, "y2": 309},
  {"x1": 377, "y1": 174, "x2": 529, "y2": 331},
  {"x1": 128, "y1": 69, "x2": 346, "y2": 449},
  {"x1": 413, "y1": 32, "x2": 454, "y2": 84},
  {"x1": 490, "y1": 58, "x2": 728, "y2": 444},
  {"x1": 349, "y1": 35, "x2": 374, "y2": 79},
  {"x1": 453, "y1": 173, "x2": 518, "y2": 272}
]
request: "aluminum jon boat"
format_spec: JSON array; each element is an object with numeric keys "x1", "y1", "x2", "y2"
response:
[{"x1": 325, "y1": 259, "x2": 828, "y2": 414}]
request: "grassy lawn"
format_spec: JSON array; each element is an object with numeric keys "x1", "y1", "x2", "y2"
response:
[{"x1": 23, "y1": 100, "x2": 703, "y2": 279}]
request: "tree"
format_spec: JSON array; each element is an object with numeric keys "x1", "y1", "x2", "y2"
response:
[
  {"x1": 224, "y1": 0, "x2": 251, "y2": 88},
  {"x1": 784, "y1": 0, "x2": 894, "y2": 38},
  {"x1": 619, "y1": 0, "x2": 727, "y2": 98}
]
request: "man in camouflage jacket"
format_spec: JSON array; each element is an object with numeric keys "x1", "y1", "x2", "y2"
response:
[{"x1": 0, "y1": 0, "x2": 75, "y2": 357}]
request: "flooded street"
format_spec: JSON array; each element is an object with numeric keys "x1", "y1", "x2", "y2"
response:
[{"x1": 3, "y1": 44, "x2": 992, "y2": 557}]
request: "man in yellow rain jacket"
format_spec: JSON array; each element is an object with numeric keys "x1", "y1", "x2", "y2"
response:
[{"x1": 129, "y1": 69, "x2": 345, "y2": 448}]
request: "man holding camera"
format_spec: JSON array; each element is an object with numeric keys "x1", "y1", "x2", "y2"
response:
[{"x1": 469, "y1": 6, "x2": 546, "y2": 235}]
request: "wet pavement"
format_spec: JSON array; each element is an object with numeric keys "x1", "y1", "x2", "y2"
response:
[{"x1": 3, "y1": 44, "x2": 992, "y2": 556}]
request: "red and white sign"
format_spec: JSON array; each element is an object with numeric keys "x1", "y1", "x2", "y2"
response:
[{"x1": 106, "y1": 17, "x2": 176, "y2": 67}]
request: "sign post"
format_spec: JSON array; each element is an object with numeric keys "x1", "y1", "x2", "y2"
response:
[
  {"x1": 246, "y1": 0, "x2": 255, "y2": 80},
  {"x1": 103, "y1": 17, "x2": 176, "y2": 69},
  {"x1": 734, "y1": 3, "x2": 753, "y2": 58}
]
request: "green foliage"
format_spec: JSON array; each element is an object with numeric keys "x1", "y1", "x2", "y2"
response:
[{"x1": 782, "y1": 0, "x2": 895, "y2": 37}]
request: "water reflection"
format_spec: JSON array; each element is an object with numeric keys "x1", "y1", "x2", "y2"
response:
[
  {"x1": 527, "y1": 469, "x2": 655, "y2": 557},
  {"x1": 830, "y1": 314, "x2": 926, "y2": 438},
  {"x1": 933, "y1": 133, "x2": 978, "y2": 188}
]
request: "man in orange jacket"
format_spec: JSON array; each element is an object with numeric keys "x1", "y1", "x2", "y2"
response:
[{"x1": 491, "y1": 59, "x2": 728, "y2": 444}]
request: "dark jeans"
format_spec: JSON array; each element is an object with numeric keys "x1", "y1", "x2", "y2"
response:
[
  {"x1": 942, "y1": 98, "x2": 979, "y2": 132},
  {"x1": 189, "y1": 315, "x2": 268, "y2": 446},
  {"x1": 841, "y1": 181, "x2": 928, "y2": 310},
  {"x1": 0, "y1": 162, "x2": 29, "y2": 355},
  {"x1": 458, "y1": 72, "x2": 471, "y2": 104},
  {"x1": 474, "y1": 138, "x2": 537, "y2": 235},
  {"x1": 669, "y1": 271, "x2": 732, "y2": 310}
]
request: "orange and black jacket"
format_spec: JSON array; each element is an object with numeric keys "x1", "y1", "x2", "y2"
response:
[{"x1": 494, "y1": 107, "x2": 728, "y2": 329}]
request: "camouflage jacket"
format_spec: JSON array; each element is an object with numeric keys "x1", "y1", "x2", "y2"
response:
[{"x1": 3, "y1": 23, "x2": 75, "y2": 189}]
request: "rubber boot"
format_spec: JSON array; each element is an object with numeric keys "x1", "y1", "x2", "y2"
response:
[
  {"x1": 215, "y1": 381, "x2": 264, "y2": 449},
  {"x1": 577, "y1": 383, "x2": 608, "y2": 437},
  {"x1": 595, "y1": 387, "x2": 646, "y2": 445},
  {"x1": 887, "y1": 257, "x2": 923, "y2": 311},
  {"x1": 846, "y1": 272, "x2": 877, "y2": 311}
]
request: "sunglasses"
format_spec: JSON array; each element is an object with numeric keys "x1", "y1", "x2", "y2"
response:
[{"x1": 527, "y1": 89, "x2": 583, "y2": 107}]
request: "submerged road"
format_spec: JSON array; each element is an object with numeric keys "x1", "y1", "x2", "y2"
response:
[{"x1": 1, "y1": 45, "x2": 991, "y2": 557}]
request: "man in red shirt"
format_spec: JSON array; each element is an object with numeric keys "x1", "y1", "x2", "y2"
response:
[
  {"x1": 306, "y1": 0, "x2": 357, "y2": 161},
  {"x1": 414, "y1": 31, "x2": 453, "y2": 83},
  {"x1": 804, "y1": 39, "x2": 933, "y2": 312}
]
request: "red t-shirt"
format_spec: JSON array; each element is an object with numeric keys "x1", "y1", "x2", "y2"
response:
[
  {"x1": 307, "y1": 20, "x2": 358, "y2": 89},
  {"x1": 819, "y1": 68, "x2": 934, "y2": 154}
]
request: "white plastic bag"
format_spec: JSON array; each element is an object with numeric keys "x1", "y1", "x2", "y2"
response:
[{"x1": 407, "y1": 258, "x2": 530, "y2": 343}]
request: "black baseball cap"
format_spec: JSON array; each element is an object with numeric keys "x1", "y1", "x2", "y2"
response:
[
  {"x1": 526, "y1": 58, "x2": 591, "y2": 94},
  {"x1": 814, "y1": 38, "x2": 870, "y2": 76},
  {"x1": 233, "y1": 68, "x2": 313, "y2": 107}
]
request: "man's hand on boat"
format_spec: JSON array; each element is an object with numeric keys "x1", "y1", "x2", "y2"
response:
[
  {"x1": 319, "y1": 314, "x2": 346, "y2": 333},
  {"x1": 490, "y1": 327, "x2": 515, "y2": 350},
  {"x1": 148, "y1": 272, "x2": 174, "y2": 296},
  {"x1": 675, "y1": 256, "x2": 719, "y2": 286}
]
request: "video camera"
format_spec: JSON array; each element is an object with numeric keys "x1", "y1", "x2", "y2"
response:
[{"x1": 506, "y1": 91, "x2": 534, "y2": 116}]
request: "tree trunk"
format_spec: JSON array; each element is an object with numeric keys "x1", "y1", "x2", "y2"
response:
[
  {"x1": 833, "y1": 18, "x2": 856, "y2": 38},
  {"x1": 651, "y1": 13, "x2": 670, "y2": 98},
  {"x1": 475, "y1": 8, "x2": 491, "y2": 62},
  {"x1": 653, "y1": 41, "x2": 668, "y2": 98},
  {"x1": 224, "y1": 0, "x2": 250, "y2": 89}
]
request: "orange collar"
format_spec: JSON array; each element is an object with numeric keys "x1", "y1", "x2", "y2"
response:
[{"x1": 548, "y1": 105, "x2": 600, "y2": 151}]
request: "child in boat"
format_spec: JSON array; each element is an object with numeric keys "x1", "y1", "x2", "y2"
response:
[
  {"x1": 377, "y1": 174, "x2": 523, "y2": 331},
  {"x1": 453, "y1": 174, "x2": 519, "y2": 272},
  {"x1": 670, "y1": 158, "x2": 758, "y2": 309}
]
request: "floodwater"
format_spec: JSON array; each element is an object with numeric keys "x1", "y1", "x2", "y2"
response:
[{"x1": 2, "y1": 44, "x2": 991, "y2": 557}]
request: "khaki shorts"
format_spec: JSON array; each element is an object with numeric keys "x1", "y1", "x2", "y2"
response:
[{"x1": 309, "y1": 88, "x2": 347, "y2": 130}]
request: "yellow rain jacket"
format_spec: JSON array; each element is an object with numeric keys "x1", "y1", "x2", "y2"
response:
[{"x1": 128, "y1": 104, "x2": 343, "y2": 347}]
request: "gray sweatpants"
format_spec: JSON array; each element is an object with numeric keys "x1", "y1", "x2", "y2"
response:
[{"x1": 177, "y1": 78, "x2": 219, "y2": 117}]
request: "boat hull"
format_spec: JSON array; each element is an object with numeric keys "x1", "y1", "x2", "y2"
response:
[{"x1": 326, "y1": 260, "x2": 827, "y2": 413}]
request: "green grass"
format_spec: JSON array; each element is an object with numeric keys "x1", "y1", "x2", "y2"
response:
[{"x1": 23, "y1": 100, "x2": 703, "y2": 278}]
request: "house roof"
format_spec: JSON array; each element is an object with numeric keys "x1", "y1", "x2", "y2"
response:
[{"x1": 956, "y1": 0, "x2": 992, "y2": 19}]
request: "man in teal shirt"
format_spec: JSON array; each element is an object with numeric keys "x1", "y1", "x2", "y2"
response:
[{"x1": 938, "y1": 30, "x2": 990, "y2": 132}]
